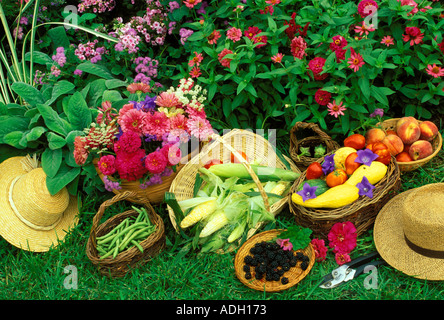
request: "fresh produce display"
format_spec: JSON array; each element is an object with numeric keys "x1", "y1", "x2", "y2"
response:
[
  {"x1": 96, "y1": 206, "x2": 156, "y2": 260},
  {"x1": 166, "y1": 161, "x2": 300, "y2": 252}
]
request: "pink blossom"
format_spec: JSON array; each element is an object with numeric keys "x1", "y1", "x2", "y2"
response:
[
  {"x1": 170, "y1": 113, "x2": 188, "y2": 131},
  {"x1": 144, "y1": 150, "x2": 168, "y2": 174},
  {"x1": 276, "y1": 238, "x2": 293, "y2": 251},
  {"x1": 327, "y1": 100, "x2": 347, "y2": 118},
  {"x1": 98, "y1": 155, "x2": 116, "y2": 176},
  {"x1": 354, "y1": 21, "x2": 375, "y2": 36},
  {"x1": 218, "y1": 48, "x2": 233, "y2": 68},
  {"x1": 402, "y1": 26, "x2": 424, "y2": 46},
  {"x1": 308, "y1": 57, "x2": 328, "y2": 80},
  {"x1": 118, "y1": 108, "x2": 145, "y2": 135},
  {"x1": 115, "y1": 130, "x2": 142, "y2": 153},
  {"x1": 155, "y1": 92, "x2": 181, "y2": 108},
  {"x1": 347, "y1": 48, "x2": 365, "y2": 72},
  {"x1": 115, "y1": 149, "x2": 147, "y2": 181},
  {"x1": 226, "y1": 27, "x2": 242, "y2": 42},
  {"x1": 271, "y1": 53, "x2": 284, "y2": 63},
  {"x1": 357, "y1": 0, "x2": 378, "y2": 18},
  {"x1": 187, "y1": 116, "x2": 213, "y2": 141},
  {"x1": 311, "y1": 238, "x2": 328, "y2": 262},
  {"x1": 335, "y1": 252, "x2": 351, "y2": 265},
  {"x1": 290, "y1": 36, "x2": 307, "y2": 59},
  {"x1": 327, "y1": 221, "x2": 357, "y2": 254},
  {"x1": 143, "y1": 111, "x2": 170, "y2": 138},
  {"x1": 426, "y1": 64, "x2": 444, "y2": 78},
  {"x1": 381, "y1": 35, "x2": 394, "y2": 47},
  {"x1": 207, "y1": 30, "x2": 221, "y2": 45},
  {"x1": 183, "y1": 0, "x2": 202, "y2": 8}
]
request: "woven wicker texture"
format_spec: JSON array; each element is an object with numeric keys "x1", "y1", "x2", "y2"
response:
[
  {"x1": 86, "y1": 191, "x2": 165, "y2": 278},
  {"x1": 167, "y1": 129, "x2": 300, "y2": 238},
  {"x1": 289, "y1": 152, "x2": 401, "y2": 240},
  {"x1": 234, "y1": 229, "x2": 315, "y2": 292},
  {"x1": 289, "y1": 122, "x2": 340, "y2": 169},
  {"x1": 380, "y1": 118, "x2": 442, "y2": 172}
]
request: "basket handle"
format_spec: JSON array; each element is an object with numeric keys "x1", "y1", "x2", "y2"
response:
[
  {"x1": 289, "y1": 122, "x2": 335, "y2": 149},
  {"x1": 211, "y1": 134, "x2": 270, "y2": 212},
  {"x1": 89, "y1": 191, "x2": 153, "y2": 250}
]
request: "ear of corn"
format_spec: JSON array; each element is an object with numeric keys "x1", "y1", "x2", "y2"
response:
[
  {"x1": 227, "y1": 220, "x2": 247, "y2": 243},
  {"x1": 206, "y1": 163, "x2": 300, "y2": 182},
  {"x1": 269, "y1": 181, "x2": 289, "y2": 196},
  {"x1": 180, "y1": 199, "x2": 218, "y2": 229},
  {"x1": 199, "y1": 210, "x2": 229, "y2": 238}
]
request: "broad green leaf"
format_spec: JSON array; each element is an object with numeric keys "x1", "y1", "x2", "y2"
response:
[
  {"x1": 0, "y1": 115, "x2": 30, "y2": 143},
  {"x1": 26, "y1": 126, "x2": 47, "y2": 142},
  {"x1": 67, "y1": 92, "x2": 92, "y2": 130},
  {"x1": 36, "y1": 104, "x2": 71, "y2": 136},
  {"x1": 45, "y1": 80, "x2": 75, "y2": 105},
  {"x1": 41, "y1": 148, "x2": 62, "y2": 178},
  {"x1": 47, "y1": 26, "x2": 70, "y2": 48},
  {"x1": 370, "y1": 85, "x2": 389, "y2": 106},
  {"x1": 46, "y1": 163, "x2": 80, "y2": 195},
  {"x1": 11, "y1": 82, "x2": 44, "y2": 106},
  {"x1": 76, "y1": 61, "x2": 114, "y2": 79},
  {"x1": 3, "y1": 131, "x2": 26, "y2": 149},
  {"x1": 47, "y1": 132, "x2": 67, "y2": 150},
  {"x1": 24, "y1": 51, "x2": 52, "y2": 65},
  {"x1": 105, "y1": 79, "x2": 128, "y2": 90},
  {"x1": 102, "y1": 90, "x2": 122, "y2": 103}
]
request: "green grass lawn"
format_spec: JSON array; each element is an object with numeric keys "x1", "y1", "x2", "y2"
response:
[{"x1": 1, "y1": 148, "x2": 443, "y2": 301}]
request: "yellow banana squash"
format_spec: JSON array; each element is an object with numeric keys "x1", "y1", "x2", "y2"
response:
[{"x1": 292, "y1": 160, "x2": 388, "y2": 209}]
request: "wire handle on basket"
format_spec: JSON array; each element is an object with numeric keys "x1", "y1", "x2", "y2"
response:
[
  {"x1": 211, "y1": 134, "x2": 271, "y2": 212},
  {"x1": 89, "y1": 191, "x2": 153, "y2": 251}
]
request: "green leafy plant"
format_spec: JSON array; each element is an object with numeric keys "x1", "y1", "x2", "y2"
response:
[{"x1": 276, "y1": 225, "x2": 312, "y2": 251}]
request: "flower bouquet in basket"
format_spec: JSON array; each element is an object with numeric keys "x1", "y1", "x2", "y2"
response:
[{"x1": 73, "y1": 78, "x2": 214, "y2": 203}]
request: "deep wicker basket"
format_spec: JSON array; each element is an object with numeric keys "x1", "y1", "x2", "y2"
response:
[
  {"x1": 289, "y1": 122, "x2": 340, "y2": 169},
  {"x1": 234, "y1": 229, "x2": 315, "y2": 292},
  {"x1": 167, "y1": 129, "x2": 300, "y2": 242},
  {"x1": 288, "y1": 153, "x2": 401, "y2": 240},
  {"x1": 86, "y1": 191, "x2": 165, "y2": 278},
  {"x1": 380, "y1": 118, "x2": 442, "y2": 172}
]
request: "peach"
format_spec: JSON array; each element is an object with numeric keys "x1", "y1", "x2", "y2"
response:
[
  {"x1": 382, "y1": 134, "x2": 404, "y2": 156},
  {"x1": 419, "y1": 121, "x2": 439, "y2": 141},
  {"x1": 409, "y1": 140, "x2": 433, "y2": 161},
  {"x1": 365, "y1": 128, "x2": 386, "y2": 145},
  {"x1": 396, "y1": 151, "x2": 413, "y2": 162},
  {"x1": 397, "y1": 121, "x2": 421, "y2": 144},
  {"x1": 396, "y1": 116, "x2": 418, "y2": 132}
]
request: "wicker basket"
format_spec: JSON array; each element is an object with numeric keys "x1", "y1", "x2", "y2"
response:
[
  {"x1": 380, "y1": 118, "x2": 442, "y2": 172},
  {"x1": 289, "y1": 122, "x2": 340, "y2": 169},
  {"x1": 86, "y1": 191, "x2": 166, "y2": 278},
  {"x1": 234, "y1": 229, "x2": 315, "y2": 292},
  {"x1": 288, "y1": 153, "x2": 401, "y2": 240},
  {"x1": 93, "y1": 143, "x2": 202, "y2": 205},
  {"x1": 167, "y1": 129, "x2": 300, "y2": 240}
]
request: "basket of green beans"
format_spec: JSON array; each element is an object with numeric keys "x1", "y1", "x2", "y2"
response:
[{"x1": 86, "y1": 191, "x2": 165, "y2": 278}]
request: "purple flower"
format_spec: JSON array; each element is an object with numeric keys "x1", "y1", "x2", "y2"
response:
[
  {"x1": 296, "y1": 183, "x2": 318, "y2": 202},
  {"x1": 103, "y1": 175, "x2": 122, "y2": 192},
  {"x1": 321, "y1": 154, "x2": 335, "y2": 175},
  {"x1": 355, "y1": 149, "x2": 379, "y2": 166},
  {"x1": 370, "y1": 108, "x2": 384, "y2": 118},
  {"x1": 356, "y1": 176, "x2": 375, "y2": 198}
]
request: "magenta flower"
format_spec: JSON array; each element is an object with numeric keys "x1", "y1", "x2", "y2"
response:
[
  {"x1": 381, "y1": 35, "x2": 394, "y2": 47},
  {"x1": 276, "y1": 238, "x2": 293, "y2": 251},
  {"x1": 328, "y1": 221, "x2": 357, "y2": 254},
  {"x1": 226, "y1": 27, "x2": 242, "y2": 42},
  {"x1": 144, "y1": 150, "x2": 168, "y2": 174},
  {"x1": 347, "y1": 48, "x2": 365, "y2": 72},
  {"x1": 98, "y1": 155, "x2": 116, "y2": 176}
]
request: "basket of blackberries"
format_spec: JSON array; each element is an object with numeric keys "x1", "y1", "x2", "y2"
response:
[{"x1": 234, "y1": 229, "x2": 315, "y2": 292}]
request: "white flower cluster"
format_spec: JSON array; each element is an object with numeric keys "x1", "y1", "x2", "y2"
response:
[{"x1": 167, "y1": 78, "x2": 207, "y2": 110}]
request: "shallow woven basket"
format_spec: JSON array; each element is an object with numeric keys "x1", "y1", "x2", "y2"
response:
[
  {"x1": 86, "y1": 191, "x2": 165, "y2": 278},
  {"x1": 234, "y1": 229, "x2": 315, "y2": 292},
  {"x1": 167, "y1": 129, "x2": 300, "y2": 239},
  {"x1": 93, "y1": 143, "x2": 202, "y2": 205},
  {"x1": 380, "y1": 118, "x2": 442, "y2": 172},
  {"x1": 288, "y1": 153, "x2": 401, "y2": 240},
  {"x1": 289, "y1": 122, "x2": 340, "y2": 169}
]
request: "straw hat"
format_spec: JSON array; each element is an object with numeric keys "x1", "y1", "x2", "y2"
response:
[
  {"x1": 0, "y1": 155, "x2": 79, "y2": 252},
  {"x1": 374, "y1": 183, "x2": 444, "y2": 281}
]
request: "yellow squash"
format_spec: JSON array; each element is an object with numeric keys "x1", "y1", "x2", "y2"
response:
[{"x1": 345, "y1": 160, "x2": 387, "y2": 186}]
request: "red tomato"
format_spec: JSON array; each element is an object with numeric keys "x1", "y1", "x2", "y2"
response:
[
  {"x1": 326, "y1": 169, "x2": 348, "y2": 187},
  {"x1": 204, "y1": 159, "x2": 223, "y2": 169},
  {"x1": 306, "y1": 162, "x2": 324, "y2": 180},
  {"x1": 344, "y1": 152, "x2": 361, "y2": 175},
  {"x1": 344, "y1": 133, "x2": 366, "y2": 150},
  {"x1": 366, "y1": 142, "x2": 391, "y2": 165},
  {"x1": 230, "y1": 151, "x2": 248, "y2": 163}
]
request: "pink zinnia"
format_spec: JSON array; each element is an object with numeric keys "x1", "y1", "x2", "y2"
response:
[
  {"x1": 183, "y1": 0, "x2": 202, "y2": 8},
  {"x1": 398, "y1": 0, "x2": 418, "y2": 15},
  {"x1": 188, "y1": 52, "x2": 203, "y2": 67},
  {"x1": 290, "y1": 36, "x2": 307, "y2": 59},
  {"x1": 115, "y1": 149, "x2": 147, "y2": 181},
  {"x1": 187, "y1": 116, "x2": 213, "y2": 141},
  {"x1": 189, "y1": 66, "x2": 201, "y2": 78},
  {"x1": 155, "y1": 92, "x2": 180, "y2": 108},
  {"x1": 347, "y1": 48, "x2": 365, "y2": 72},
  {"x1": 271, "y1": 53, "x2": 284, "y2": 63},
  {"x1": 308, "y1": 57, "x2": 328, "y2": 80},
  {"x1": 143, "y1": 111, "x2": 170, "y2": 138},
  {"x1": 115, "y1": 130, "x2": 142, "y2": 153},
  {"x1": 226, "y1": 27, "x2": 242, "y2": 42},
  {"x1": 381, "y1": 35, "x2": 394, "y2": 47},
  {"x1": 170, "y1": 113, "x2": 188, "y2": 131},
  {"x1": 207, "y1": 30, "x2": 221, "y2": 45},
  {"x1": 161, "y1": 143, "x2": 182, "y2": 166},
  {"x1": 327, "y1": 100, "x2": 347, "y2": 118},
  {"x1": 329, "y1": 35, "x2": 347, "y2": 52},
  {"x1": 354, "y1": 21, "x2": 375, "y2": 36},
  {"x1": 357, "y1": 0, "x2": 378, "y2": 18},
  {"x1": 144, "y1": 150, "x2": 168, "y2": 174},
  {"x1": 118, "y1": 108, "x2": 145, "y2": 135},
  {"x1": 426, "y1": 64, "x2": 444, "y2": 78},
  {"x1": 98, "y1": 155, "x2": 116, "y2": 176},
  {"x1": 335, "y1": 252, "x2": 351, "y2": 266},
  {"x1": 402, "y1": 26, "x2": 424, "y2": 46},
  {"x1": 311, "y1": 238, "x2": 328, "y2": 262},
  {"x1": 314, "y1": 89, "x2": 331, "y2": 106},
  {"x1": 218, "y1": 48, "x2": 233, "y2": 68},
  {"x1": 244, "y1": 26, "x2": 260, "y2": 40},
  {"x1": 327, "y1": 221, "x2": 357, "y2": 254}
]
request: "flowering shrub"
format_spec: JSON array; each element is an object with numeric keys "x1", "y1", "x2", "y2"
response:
[
  {"x1": 74, "y1": 78, "x2": 214, "y2": 191},
  {"x1": 167, "y1": 0, "x2": 443, "y2": 137}
]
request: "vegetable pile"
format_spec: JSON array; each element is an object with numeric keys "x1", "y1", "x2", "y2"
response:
[
  {"x1": 96, "y1": 206, "x2": 156, "y2": 259},
  {"x1": 292, "y1": 133, "x2": 389, "y2": 209},
  {"x1": 166, "y1": 154, "x2": 300, "y2": 253}
]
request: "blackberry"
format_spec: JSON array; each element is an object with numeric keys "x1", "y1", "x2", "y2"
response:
[
  {"x1": 265, "y1": 272, "x2": 274, "y2": 281},
  {"x1": 272, "y1": 272, "x2": 280, "y2": 281},
  {"x1": 301, "y1": 261, "x2": 309, "y2": 271},
  {"x1": 282, "y1": 263, "x2": 290, "y2": 271},
  {"x1": 277, "y1": 268, "x2": 285, "y2": 276},
  {"x1": 243, "y1": 265, "x2": 250, "y2": 273},
  {"x1": 270, "y1": 260, "x2": 279, "y2": 268},
  {"x1": 256, "y1": 264, "x2": 266, "y2": 274},
  {"x1": 266, "y1": 251, "x2": 276, "y2": 260},
  {"x1": 289, "y1": 257, "x2": 297, "y2": 267},
  {"x1": 302, "y1": 255, "x2": 310, "y2": 262},
  {"x1": 250, "y1": 257, "x2": 259, "y2": 266},
  {"x1": 255, "y1": 272, "x2": 264, "y2": 280},
  {"x1": 281, "y1": 277, "x2": 289, "y2": 285},
  {"x1": 244, "y1": 255, "x2": 253, "y2": 265},
  {"x1": 245, "y1": 272, "x2": 252, "y2": 279},
  {"x1": 295, "y1": 252, "x2": 305, "y2": 260}
]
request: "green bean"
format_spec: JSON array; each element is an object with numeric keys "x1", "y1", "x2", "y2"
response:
[
  {"x1": 119, "y1": 226, "x2": 152, "y2": 251},
  {"x1": 131, "y1": 240, "x2": 144, "y2": 253},
  {"x1": 99, "y1": 246, "x2": 115, "y2": 260},
  {"x1": 97, "y1": 217, "x2": 130, "y2": 240},
  {"x1": 112, "y1": 239, "x2": 120, "y2": 259}
]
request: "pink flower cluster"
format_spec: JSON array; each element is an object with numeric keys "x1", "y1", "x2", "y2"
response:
[
  {"x1": 78, "y1": 0, "x2": 116, "y2": 13},
  {"x1": 74, "y1": 40, "x2": 108, "y2": 63},
  {"x1": 74, "y1": 79, "x2": 213, "y2": 190},
  {"x1": 52, "y1": 47, "x2": 66, "y2": 67}
]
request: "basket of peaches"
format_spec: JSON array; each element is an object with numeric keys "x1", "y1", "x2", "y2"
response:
[{"x1": 365, "y1": 117, "x2": 442, "y2": 172}]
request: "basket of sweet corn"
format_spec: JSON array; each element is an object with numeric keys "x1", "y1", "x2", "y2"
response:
[{"x1": 165, "y1": 129, "x2": 301, "y2": 253}]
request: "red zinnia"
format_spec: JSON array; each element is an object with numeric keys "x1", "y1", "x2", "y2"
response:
[
  {"x1": 402, "y1": 26, "x2": 424, "y2": 46},
  {"x1": 327, "y1": 221, "x2": 357, "y2": 254},
  {"x1": 308, "y1": 57, "x2": 328, "y2": 80},
  {"x1": 314, "y1": 89, "x2": 331, "y2": 106},
  {"x1": 218, "y1": 48, "x2": 233, "y2": 68}
]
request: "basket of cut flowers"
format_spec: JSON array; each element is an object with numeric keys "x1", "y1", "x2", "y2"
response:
[
  {"x1": 73, "y1": 79, "x2": 213, "y2": 204},
  {"x1": 288, "y1": 132, "x2": 401, "y2": 240},
  {"x1": 165, "y1": 129, "x2": 301, "y2": 253}
]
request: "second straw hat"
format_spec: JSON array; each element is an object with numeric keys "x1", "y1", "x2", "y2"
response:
[
  {"x1": 374, "y1": 183, "x2": 444, "y2": 280},
  {"x1": 0, "y1": 155, "x2": 79, "y2": 252}
]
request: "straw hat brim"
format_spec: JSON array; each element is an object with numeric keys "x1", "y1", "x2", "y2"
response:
[
  {"x1": 0, "y1": 157, "x2": 79, "y2": 252},
  {"x1": 374, "y1": 185, "x2": 444, "y2": 281}
]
